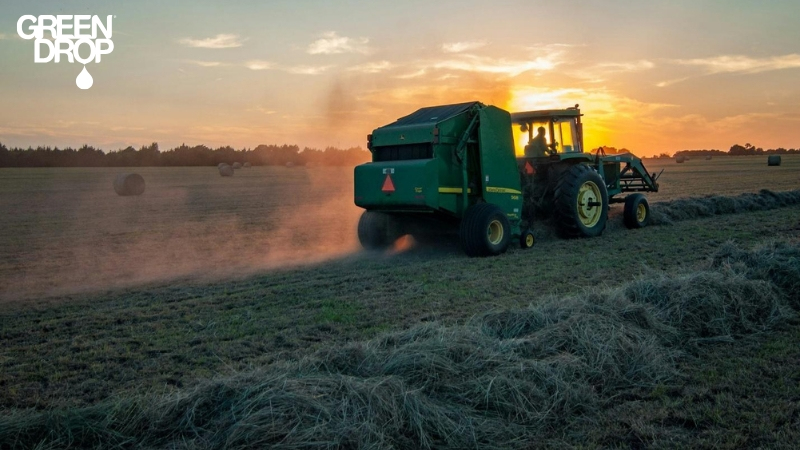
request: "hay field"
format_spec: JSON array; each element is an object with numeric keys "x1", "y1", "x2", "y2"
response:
[
  {"x1": 0, "y1": 166, "x2": 360, "y2": 301},
  {"x1": 1, "y1": 155, "x2": 798, "y2": 301},
  {"x1": 642, "y1": 154, "x2": 800, "y2": 201},
  {"x1": 1, "y1": 155, "x2": 800, "y2": 448}
]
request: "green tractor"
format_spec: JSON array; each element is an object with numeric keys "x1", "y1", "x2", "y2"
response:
[{"x1": 354, "y1": 101, "x2": 660, "y2": 256}]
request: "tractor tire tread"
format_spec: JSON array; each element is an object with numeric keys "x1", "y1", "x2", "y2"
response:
[{"x1": 552, "y1": 164, "x2": 608, "y2": 238}]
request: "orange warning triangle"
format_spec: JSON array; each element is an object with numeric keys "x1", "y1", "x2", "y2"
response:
[
  {"x1": 381, "y1": 174, "x2": 395, "y2": 192},
  {"x1": 524, "y1": 161, "x2": 535, "y2": 175}
]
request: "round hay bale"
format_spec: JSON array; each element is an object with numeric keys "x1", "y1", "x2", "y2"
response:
[
  {"x1": 232, "y1": 162, "x2": 242, "y2": 169},
  {"x1": 243, "y1": 162, "x2": 251, "y2": 168},
  {"x1": 113, "y1": 173, "x2": 145, "y2": 196},
  {"x1": 676, "y1": 155, "x2": 686, "y2": 163},
  {"x1": 219, "y1": 164, "x2": 234, "y2": 177},
  {"x1": 218, "y1": 163, "x2": 228, "y2": 168},
  {"x1": 768, "y1": 155, "x2": 781, "y2": 166},
  {"x1": 705, "y1": 155, "x2": 712, "y2": 160},
  {"x1": 286, "y1": 161, "x2": 295, "y2": 168}
]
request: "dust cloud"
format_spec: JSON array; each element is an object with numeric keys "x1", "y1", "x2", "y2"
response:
[{"x1": 0, "y1": 167, "x2": 363, "y2": 302}]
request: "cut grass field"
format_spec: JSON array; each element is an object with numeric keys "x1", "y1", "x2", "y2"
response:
[{"x1": 1, "y1": 155, "x2": 800, "y2": 448}]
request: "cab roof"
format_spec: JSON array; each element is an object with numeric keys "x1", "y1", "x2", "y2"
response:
[{"x1": 510, "y1": 107, "x2": 582, "y2": 123}]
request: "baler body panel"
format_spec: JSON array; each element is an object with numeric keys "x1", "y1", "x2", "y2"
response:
[
  {"x1": 477, "y1": 106, "x2": 523, "y2": 222},
  {"x1": 356, "y1": 102, "x2": 485, "y2": 218},
  {"x1": 354, "y1": 159, "x2": 439, "y2": 211}
]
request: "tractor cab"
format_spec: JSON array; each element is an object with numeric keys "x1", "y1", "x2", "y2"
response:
[{"x1": 510, "y1": 105, "x2": 584, "y2": 158}]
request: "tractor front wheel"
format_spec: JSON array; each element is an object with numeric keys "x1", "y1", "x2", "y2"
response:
[
  {"x1": 623, "y1": 193, "x2": 650, "y2": 229},
  {"x1": 553, "y1": 164, "x2": 609, "y2": 238},
  {"x1": 357, "y1": 211, "x2": 397, "y2": 250},
  {"x1": 460, "y1": 203, "x2": 511, "y2": 257}
]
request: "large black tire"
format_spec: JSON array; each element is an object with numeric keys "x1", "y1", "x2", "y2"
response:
[
  {"x1": 623, "y1": 193, "x2": 650, "y2": 229},
  {"x1": 459, "y1": 203, "x2": 511, "y2": 257},
  {"x1": 553, "y1": 164, "x2": 608, "y2": 238},
  {"x1": 357, "y1": 211, "x2": 396, "y2": 250}
]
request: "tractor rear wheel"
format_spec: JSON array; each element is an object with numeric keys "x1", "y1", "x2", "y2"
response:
[
  {"x1": 623, "y1": 193, "x2": 650, "y2": 229},
  {"x1": 460, "y1": 203, "x2": 511, "y2": 257},
  {"x1": 357, "y1": 211, "x2": 396, "y2": 250},
  {"x1": 553, "y1": 164, "x2": 609, "y2": 238}
]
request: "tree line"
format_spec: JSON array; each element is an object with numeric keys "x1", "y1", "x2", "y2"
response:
[
  {"x1": 0, "y1": 143, "x2": 371, "y2": 168},
  {"x1": 669, "y1": 143, "x2": 800, "y2": 159}
]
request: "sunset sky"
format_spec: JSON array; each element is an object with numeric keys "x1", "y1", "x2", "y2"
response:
[{"x1": 1, "y1": 0, "x2": 799, "y2": 156}]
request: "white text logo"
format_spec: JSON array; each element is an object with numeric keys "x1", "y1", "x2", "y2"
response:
[{"x1": 17, "y1": 15, "x2": 115, "y2": 89}]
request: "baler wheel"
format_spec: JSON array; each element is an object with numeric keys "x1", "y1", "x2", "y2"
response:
[
  {"x1": 520, "y1": 229, "x2": 535, "y2": 249},
  {"x1": 460, "y1": 203, "x2": 511, "y2": 257},
  {"x1": 357, "y1": 211, "x2": 395, "y2": 250},
  {"x1": 553, "y1": 164, "x2": 609, "y2": 238},
  {"x1": 623, "y1": 193, "x2": 650, "y2": 229}
]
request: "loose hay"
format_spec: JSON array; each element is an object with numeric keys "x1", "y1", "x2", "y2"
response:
[
  {"x1": 218, "y1": 164, "x2": 234, "y2": 177},
  {"x1": 649, "y1": 189, "x2": 800, "y2": 225},
  {"x1": 112, "y1": 173, "x2": 145, "y2": 196},
  {"x1": 4, "y1": 242, "x2": 800, "y2": 449}
]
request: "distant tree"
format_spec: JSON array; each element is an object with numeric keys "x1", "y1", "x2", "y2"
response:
[
  {"x1": 729, "y1": 144, "x2": 747, "y2": 155},
  {"x1": 0, "y1": 142, "x2": 371, "y2": 167}
]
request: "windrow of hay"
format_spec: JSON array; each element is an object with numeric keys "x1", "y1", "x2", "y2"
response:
[
  {"x1": 649, "y1": 189, "x2": 800, "y2": 225},
  {"x1": 2, "y1": 242, "x2": 799, "y2": 449}
]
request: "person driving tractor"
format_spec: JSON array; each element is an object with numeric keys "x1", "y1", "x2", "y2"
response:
[{"x1": 525, "y1": 126, "x2": 553, "y2": 157}]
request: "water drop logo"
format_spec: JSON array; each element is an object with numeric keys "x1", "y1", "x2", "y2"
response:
[
  {"x1": 16, "y1": 15, "x2": 114, "y2": 90},
  {"x1": 76, "y1": 66, "x2": 94, "y2": 89}
]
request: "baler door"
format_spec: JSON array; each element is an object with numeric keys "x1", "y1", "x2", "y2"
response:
[{"x1": 354, "y1": 159, "x2": 439, "y2": 211}]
